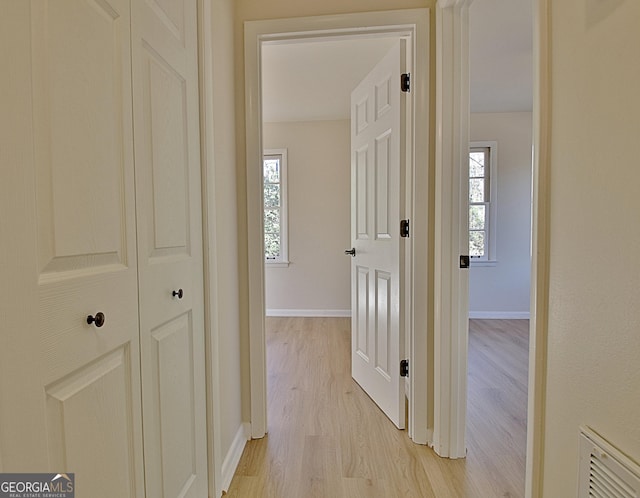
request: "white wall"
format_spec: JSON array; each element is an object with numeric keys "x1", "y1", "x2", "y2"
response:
[
  {"x1": 469, "y1": 112, "x2": 532, "y2": 318},
  {"x1": 263, "y1": 120, "x2": 351, "y2": 315},
  {"x1": 209, "y1": 0, "x2": 244, "y2": 486},
  {"x1": 542, "y1": 1, "x2": 640, "y2": 495}
]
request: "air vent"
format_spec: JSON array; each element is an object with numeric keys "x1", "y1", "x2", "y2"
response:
[{"x1": 579, "y1": 426, "x2": 640, "y2": 498}]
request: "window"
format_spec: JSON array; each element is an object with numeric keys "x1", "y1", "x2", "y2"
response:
[
  {"x1": 469, "y1": 141, "x2": 497, "y2": 264},
  {"x1": 263, "y1": 149, "x2": 288, "y2": 266}
]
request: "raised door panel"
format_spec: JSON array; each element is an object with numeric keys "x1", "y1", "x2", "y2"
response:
[
  {"x1": 375, "y1": 130, "x2": 392, "y2": 240},
  {"x1": 355, "y1": 266, "x2": 370, "y2": 362},
  {"x1": 355, "y1": 146, "x2": 369, "y2": 240},
  {"x1": 355, "y1": 96, "x2": 369, "y2": 136},
  {"x1": 148, "y1": 314, "x2": 199, "y2": 497},
  {"x1": 139, "y1": 44, "x2": 191, "y2": 261},
  {"x1": 375, "y1": 271, "x2": 391, "y2": 381},
  {"x1": 31, "y1": 0, "x2": 134, "y2": 279},
  {"x1": 45, "y1": 347, "x2": 139, "y2": 498},
  {"x1": 375, "y1": 76, "x2": 392, "y2": 120}
]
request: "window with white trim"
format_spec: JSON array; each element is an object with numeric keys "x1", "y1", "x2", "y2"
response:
[
  {"x1": 469, "y1": 142, "x2": 497, "y2": 263},
  {"x1": 263, "y1": 149, "x2": 288, "y2": 266}
]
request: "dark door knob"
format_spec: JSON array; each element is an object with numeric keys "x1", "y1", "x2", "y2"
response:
[
  {"x1": 173, "y1": 289, "x2": 184, "y2": 299},
  {"x1": 344, "y1": 248, "x2": 356, "y2": 257},
  {"x1": 87, "y1": 312, "x2": 105, "y2": 328}
]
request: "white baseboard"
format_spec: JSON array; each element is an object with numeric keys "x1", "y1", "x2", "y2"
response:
[
  {"x1": 221, "y1": 423, "x2": 250, "y2": 492},
  {"x1": 266, "y1": 309, "x2": 525, "y2": 319},
  {"x1": 266, "y1": 309, "x2": 351, "y2": 317},
  {"x1": 469, "y1": 311, "x2": 530, "y2": 319}
]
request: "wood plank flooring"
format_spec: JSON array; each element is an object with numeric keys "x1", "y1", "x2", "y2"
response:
[{"x1": 225, "y1": 318, "x2": 529, "y2": 497}]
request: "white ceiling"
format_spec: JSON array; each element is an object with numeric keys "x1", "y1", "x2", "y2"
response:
[
  {"x1": 261, "y1": 0, "x2": 533, "y2": 123},
  {"x1": 261, "y1": 37, "x2": 400, "y2": 123}
]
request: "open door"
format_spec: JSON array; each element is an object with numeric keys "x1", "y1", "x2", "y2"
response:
[{"x1": 349, "y1": 40, "x2": 406, "y2": 429}]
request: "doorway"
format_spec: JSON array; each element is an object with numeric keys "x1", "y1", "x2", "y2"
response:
[
  {"x1": 243, "y1": 9, "x2": 430, "y2": 442},
  {"x1": 262, "y1": 35, "x2": 411, "y2": 429},
  {"x1": 465, "y1": 0, "x2": 534, "y2": 493}
]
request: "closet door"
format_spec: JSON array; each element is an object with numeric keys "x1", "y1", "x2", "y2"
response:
[
  {"x1": 131, "y1": 0, "x2": 208, "y2": 496},
  {"x1": 1, "y1": 1, "x2": 145, "y2": 497}
]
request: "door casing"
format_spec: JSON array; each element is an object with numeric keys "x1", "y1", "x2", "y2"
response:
[
  {"x1": 244, "y1": 9, "x2": 430, "y2": 443},
  {"x1": 435, "y1": 1, "x2": 548, "y2": 495}
]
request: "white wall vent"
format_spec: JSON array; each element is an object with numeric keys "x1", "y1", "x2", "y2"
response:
[{"x1": 579, "y1": 426, "x2": 640, "y2": 498}]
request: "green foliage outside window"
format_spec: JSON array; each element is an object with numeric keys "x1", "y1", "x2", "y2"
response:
[{"x1": 264, "y1": 157, "x2": 282, "y2": 261}]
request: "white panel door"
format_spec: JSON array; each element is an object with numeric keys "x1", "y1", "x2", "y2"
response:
[
  {"x1": 1, "y1": 1, "x2": 145, "y2": 496},
  {"x1": 350, "y1": 41, "x2": 406, "y2": 429},
  {"x1": 131, "y1": 0, "x2": 208, "y2": 496}
]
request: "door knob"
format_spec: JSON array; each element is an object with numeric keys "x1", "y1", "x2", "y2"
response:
[
  {"x1": 172, "y1": 289, "x2": 184, "y2": 299},
  {"x1": 87, "y1": 312, "x2": 105, "y2": 328},
  {"x1": 344, "y1": 248, "x2": 356, "y2": 257}
]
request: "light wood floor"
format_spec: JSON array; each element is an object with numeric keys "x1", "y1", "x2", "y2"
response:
[{"x1": 225, "y1": 318, "x2": 529, "y2": 497}]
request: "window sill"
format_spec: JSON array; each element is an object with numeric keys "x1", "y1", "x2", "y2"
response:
[
  {"x1": 265, "y1": 261, "x2": 290, "y2": 268},
  {"x1": 470, "y1": 260, "x2": 497, "y2": 267}
]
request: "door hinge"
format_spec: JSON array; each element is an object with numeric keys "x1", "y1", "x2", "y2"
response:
[
  {"x1": 401, "y1": 73, "x2": 410, "y2": 93},
  {"x1": 400, "y1": 359, "x2": 409, "y2": 377},
  {"x1": 400, "y1": 219, "x2": 410, "y2": 238},
  {"x1": 460, "y1": 255, "x2": 470, "y2": 269}
]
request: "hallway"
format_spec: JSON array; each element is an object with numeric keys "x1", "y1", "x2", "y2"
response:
[{"x1": 226, "y1": 317, "x2": 528, "y2": 497}]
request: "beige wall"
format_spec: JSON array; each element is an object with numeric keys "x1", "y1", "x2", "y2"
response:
[
  {"x1": 234, "y1": 0, "x2": 437, "y2": 423},
  {"x1": 210, "y1": 0, "x2": 244, "y2": 465},
  {"x1": 264, "y1": 120, "x2": 351, "y2": 314},
  {"x1": 542, "y1": 1, "x2": 640, "y2": 495},
  {"x1": 469, "y1": 112, "x2": 532, "y2": 316},
  {"x1": 236, "y1": 0, "x2": 431, "y2": 21}
]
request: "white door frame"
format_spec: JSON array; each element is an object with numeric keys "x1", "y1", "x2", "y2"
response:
[
  {"x1": 433, "y1": 0, "x2": 473, "y2": 459},
  {"x1": 243, "y1": 9, "x2": 430, "y2": 443},
  {"x1": 435, "y1": 0, "x2": 550, "y2": 494},
  {"x1": 525, "y1": 0, "x2": 550, "y2": 495},
  {"x1": 198, "y1": 0, "x2": 223, "y2": 495}
]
